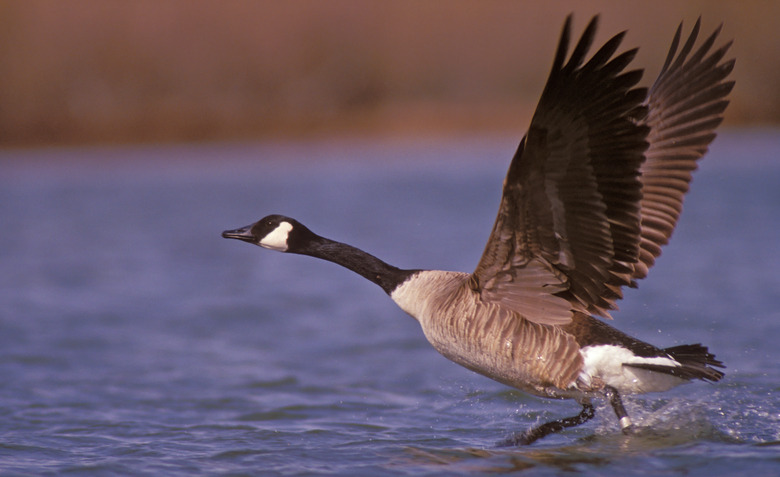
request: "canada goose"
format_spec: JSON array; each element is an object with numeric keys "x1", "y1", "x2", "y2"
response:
[{"x1": 223, "y1": 16, "x2": 733, "y2": 445}]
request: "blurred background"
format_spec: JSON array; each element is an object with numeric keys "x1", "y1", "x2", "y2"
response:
[
  {"x1": 0, "y1": 0, "x2": 776, "y2": 148},
  {"x1": 1, "y1": 3, "x2": 779, "y2": 473}
]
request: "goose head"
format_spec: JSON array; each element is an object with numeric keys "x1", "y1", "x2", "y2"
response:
[
  {"x1": 223, "y1": 214, "x2": 415, "y2": 294},
  {"x1": 222, "y1": 214, "x2": 315, "y2": 253}
]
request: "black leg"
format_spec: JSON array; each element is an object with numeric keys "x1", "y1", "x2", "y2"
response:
[
  {"x1": 604, "y1": 385, "x2": 633, "y2": 432},
  {"x1": 499, "y1": 401, "x2": 596, "y2": 446}
]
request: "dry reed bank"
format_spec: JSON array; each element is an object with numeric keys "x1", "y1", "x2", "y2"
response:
[{"x1": 0, "y1": 0, "x2": 776, "y2": 147}]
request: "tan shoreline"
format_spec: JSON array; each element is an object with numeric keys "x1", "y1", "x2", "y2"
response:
[{"x1": 0, "y1": 1, "x2": 774, "y2": 147}]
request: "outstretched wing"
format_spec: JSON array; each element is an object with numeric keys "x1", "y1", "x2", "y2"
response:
[
  {"x1": 634, "y1": 19, "x2": 735, "y2": 279},
  {"x1": 472, "y1": 15, "x2": 650, "y2": 325},
  {"x1": 471, "y1": 16, "x2": 734, "y2": 325}
]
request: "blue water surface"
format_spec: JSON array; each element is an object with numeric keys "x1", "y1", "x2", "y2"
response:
[{"x1": 0, "y1": 130, "x2": 778, "y2": 475}]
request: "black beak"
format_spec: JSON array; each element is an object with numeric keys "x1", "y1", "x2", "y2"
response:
[{"x1": 221, "y1": 225, "x2": 256, "y2": 243}]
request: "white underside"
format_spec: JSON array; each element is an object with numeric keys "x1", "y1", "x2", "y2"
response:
[
  {"x1": 391, "y1": 271, "x2": 690, "y2": 397},
  {"x1": 578, "y1": 344, "x2": 687, "y2": 394}
]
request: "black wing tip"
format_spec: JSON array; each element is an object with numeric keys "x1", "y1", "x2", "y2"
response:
[
  {"x1": 662, "y1": 17, "x2": 733, "y2": 74},
  {"x1": 565, "y1": 13, "x2": 601, "y2": 32},
  {"x1": 551, "y1": 15, "x2": 573, "y2": 73},
  {"x1": 584, "y1": 14, "x2": 600, "y2": 37},
  {"x1": 624, "y1": 362, "x2": 725, "y2": 383},
  {"x1": 553, "y1": 14, "x2": 603, "y2": 72},
  {"x1": 666, "y1": 342, "x2": 726, "y2": 381},
  {"x1": 660, "y1": 23, "x2": 683, "y2": 75},
  {"x1": 566, "y1": 15, "x2": 601, "y2": 71},
  {"x1": 625, "y1": 342, "x2": 726, "y2": 382}
]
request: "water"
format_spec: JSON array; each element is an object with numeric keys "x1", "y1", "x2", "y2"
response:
[{"x1": 1, "y1": 131, "x2": 778, "y2": 475}]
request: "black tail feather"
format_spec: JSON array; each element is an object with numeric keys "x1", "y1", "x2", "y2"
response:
[{"x1": 624, "y1": 343, "x2": 725, "y2": 382}]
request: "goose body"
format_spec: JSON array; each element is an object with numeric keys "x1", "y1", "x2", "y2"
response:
[
  {"x1": 223, "y1": 15, "x2": 733, "y2": 444},
  {"x1": 391, "y1": 270, "x2": 585, "y2": 398}
]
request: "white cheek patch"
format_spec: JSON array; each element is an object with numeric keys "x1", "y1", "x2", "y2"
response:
[{"x1": 259, "y1": 221, "x2": 293, "y2": 252}]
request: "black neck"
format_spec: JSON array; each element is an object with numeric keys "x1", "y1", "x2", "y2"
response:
[{"x1": 296, "y1": 236, "x2": 416, "y2": 294}]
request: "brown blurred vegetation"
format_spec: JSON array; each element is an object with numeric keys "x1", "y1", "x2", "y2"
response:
[{"x1": 0, "y1": 0, "x2": 777, "y2": 147}]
